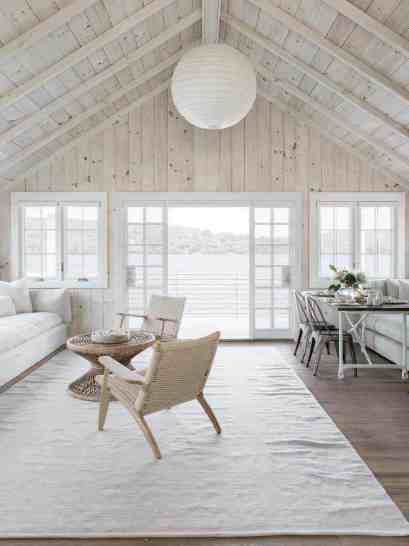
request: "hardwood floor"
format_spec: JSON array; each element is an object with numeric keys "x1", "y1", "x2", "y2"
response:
[{"x1": 1, "y1": 341, "x2": 409, "y2": 546}]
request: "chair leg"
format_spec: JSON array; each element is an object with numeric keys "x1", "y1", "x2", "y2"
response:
[
  {"x1": 313, "y1": 339, "x2": 325, "y2": 376},
  {"x1": 325, "y1": 341, "x2": 331, "y2": 355},
  {"x1": 348, "y1": 337, "x2": 358, "y2": 377},
  {"x1": 294, "y1": 328, "x2": 303, "y2": 355},
  {"x1": 98, "y1": 368, "x2": 111, "y2": 431},
  {"x1": 197, "y1": 393, "x2": 222, "y2": 434},
  {"x1": 136, "y1": 414, "x2": 162, "y2": 460},
  {"x1": 305, "y1": 337, "x2": 316, "y2": 368}
]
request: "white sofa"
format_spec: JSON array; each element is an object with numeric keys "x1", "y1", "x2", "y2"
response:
[
  {"x1": 0, "y1": 288, "x2": 71, "y2": 390},
  {"x1": 363, "y1": 278, "x2": 409, "y2": 365}
]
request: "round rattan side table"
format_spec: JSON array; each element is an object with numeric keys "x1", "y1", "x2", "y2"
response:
[{"x1": 66, "y1": 332, "x2": 155, "y2": 401}]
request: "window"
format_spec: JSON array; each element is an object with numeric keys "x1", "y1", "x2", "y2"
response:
[
  {"x1": 310, "y1": 192, "x2": 405, "y2": 287},
  {"x1": 12, "y1": 193, "x2": 107, "y2": 288}
]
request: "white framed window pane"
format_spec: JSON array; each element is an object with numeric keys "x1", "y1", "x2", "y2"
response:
[
  {"x1": 46, "y1": 255, "x2": 57, "y2": 278},
  {"x1": 274, "y1": 247, "x2": 289, "y2": 266},
  {"x1": 377, "y1": 230, "x2": 392, "y2": 254},
  {"x1": 66, "y1": 230, "x2": 83, "y2": 253},
  {"x1": 334, "y1": 207, "x2": 351, "y2": 229},
  {"x1": 378, "y1": 255, "x2": 392, "y2": 277},
  {"x1": 320, "y1": 207, "x2": 334, "y2": 229},
  {"x1": 273, "y1": 208, "x2": 289, "y2": 224},
  {"x1": 335, "y1": 255, "x2": 353, "y2": 269},
  {"x1": 255, "y1": 267, "x2": 271, "y2": 285},
  {"x1": 24, "y1": 207, "x2": 42, "y2": 228},
  {"x1": 361, "y1": 231, "x2": 376, "y2": 253},
  {"x1": 145, "y1": 224, "x2": 163, "y2": 244},
  {"x1": 361, "y1": 207, "x2": 376, "y2": 229},
  {"x1": 128, "y1": 254, "x2": 144, "y2": 267},
  {"x1": 377, "y1": 207, "x2": 392, "y2": 229},
  {"x1": 255, "y1": 309, "x2": 271, "y2": 329},
  {"x1": 255, "y1": 208, "x2": 270, "y2": 223},
  {"x1": 43, "y1": 207, "x2": 56, "y2": 229},
  {"x1": 146, "y1": 207, "x2": 162, "y2": 223},
  {"x1": 255, "y1": 289, "x2": 272, "y2": 307},
  {"x1": 273, "y1": 289, "x2": 289, "y2": 308},
  {"x1": 255, "y1": 247, "x2": 270, "y2": 266},
  {"x1": 128, "y1": 207, "x2": 143, "y2": 223},
  {"x1": 255, "y1": 224, "x2": 270, "y2": 240},
  {"x1": 128, "y1": 224, "x2": 143, "y2": 244},
  {"x1": 25, "y1": 255, "x2": 42, "y2": 277},
  {"x1": 46, "y1": 231, "x2": 56, "y2": 253},
  {"x1": 273, "y1": 309, "x2": 289, "y2": 328},
  {"x1": 25, "y1": 230, "x2": 42, "y2": 253},
  {"x1": 273, "y1": 224, "x2": 289, "y2": 243},
  {"x1": 65, "y1": 255, "x2": 83, "y2": 278},
  {"x1": 83, "y1": 230, "x2": 97, "y2": 253},
  {"x1": 83, "y1": 255, "x2": 98, "y2": 277},
  {"x1": 320, "y1": 230, "x2": 334, "y2": 253},
  {"x1": 320, "y1": 254, "x2": 334, "y2": 277}
]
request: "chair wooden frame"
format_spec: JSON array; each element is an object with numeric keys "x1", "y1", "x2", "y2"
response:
[{"x1": 96, "y1": 332, "x2": 221, "y2": 460}]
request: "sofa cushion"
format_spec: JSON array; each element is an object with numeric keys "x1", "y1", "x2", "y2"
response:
[
  {"x1": 398, "y1": 280, "x2": 409, "y2": 302},
  {"x1": 0, "y1": 296, "x2": 16, "y2": 318},
  {"x1": 384, "y1": 279, "x2": 400, "y2": 299},
  {"x1": 30, "y1": 289, "x2": 72, "y2": 323},
  {"x1": 0, "y1": 279, "x2": 32, "y2": 313},
  {"x1": 0, "y1": 312, "x2": 63, "y2": 354},
  {"x1": 365, "y1": 314, "x2": 408, "y2": 344}
]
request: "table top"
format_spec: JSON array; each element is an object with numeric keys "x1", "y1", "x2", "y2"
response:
[{"x1": 67, "y1": 331, "x2": 156, "y2": 357}]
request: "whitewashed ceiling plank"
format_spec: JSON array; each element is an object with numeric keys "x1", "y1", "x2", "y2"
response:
[
  {"x1": 0, "y1": 0, "x2": 97, "y2": 64},
  {"x1": 0, "y1": 1, "x2": 39, "y2": 37},
  {"x1": 248, "y1": 0, "x2": 409, "y2": 109},
  {"x1": 0, "y1": 47, "x2": 189, "y2": 174},
  {"x1": 0, "y1": 0, "x2": 177, "y2": 111},
  {"x1": 0, "y1": 10, "x2": 201, "y2": 149},
  {"x1": 323, "y1": 0, "x2": 409, "y2": 58},
  {"x1": 225, "y1": 15, "x2": 409, "y2": 147}
]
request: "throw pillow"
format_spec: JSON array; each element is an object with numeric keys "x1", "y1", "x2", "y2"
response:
[
  {"x1": 0, "y1": 296, "x2": 16, "y2": 318},
  {"x1": 0, "y1": 278, "x2": 33, "y2": 313}
]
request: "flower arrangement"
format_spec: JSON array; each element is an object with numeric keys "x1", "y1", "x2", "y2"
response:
[{"x1": 328, "y1": 264, "x2": 366, "y2": 292}]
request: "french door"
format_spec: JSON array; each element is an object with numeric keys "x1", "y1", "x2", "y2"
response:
[{"x1": 114, "y1": 193, "x2": 302, "y2": 340}]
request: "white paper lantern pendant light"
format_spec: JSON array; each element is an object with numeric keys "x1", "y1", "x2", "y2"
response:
[{"x1": 171, "y1": 44, "x2": 257, "y2": 130}]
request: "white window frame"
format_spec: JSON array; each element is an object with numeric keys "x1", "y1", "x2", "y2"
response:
[
  {"x1": 310, "y1": 192, "x2": 406, "y2": 288},
  {"x1": 11, "y1": 192, "x2": 108, "y2": 289},
  {"x1": 112, "y1": 192, "x2": 304, "y2": 340}
]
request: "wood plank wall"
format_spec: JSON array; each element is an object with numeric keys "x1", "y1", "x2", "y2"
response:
[{"x1": 1, "y1": 90, "x2": 404, "y2": 334}]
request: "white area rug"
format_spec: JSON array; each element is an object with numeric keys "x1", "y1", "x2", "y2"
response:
[{"x1": 1, "y1": 344, "x2": 408, "y2": 538}]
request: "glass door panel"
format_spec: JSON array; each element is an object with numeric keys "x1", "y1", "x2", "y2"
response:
[{"x1": 252, "y1": 205, "x2": 294, "y2": 338}]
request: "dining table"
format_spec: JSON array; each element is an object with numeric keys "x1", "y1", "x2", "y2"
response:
[{"x1": 304, "y1": 291, "x2": 409, "y2": 380}]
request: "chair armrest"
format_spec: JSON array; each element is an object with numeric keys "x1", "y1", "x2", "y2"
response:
[
  {"x1": 117, "y1": 312, "x2": 147, "y2": 319},
  {"x1": 155, "y1": 316, "x2": 178, "y2": 324},
  {"x1": 99, "y1": 356, "x2": 146, "y2": 384}
]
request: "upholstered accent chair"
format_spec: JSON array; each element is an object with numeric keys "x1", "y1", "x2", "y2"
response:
[
  {"x1": 96, "y1": 331, "x2": 221, "y2": 459},
  {"x1": 117, "y1": 295, "x2": 186, "y2": 341}
]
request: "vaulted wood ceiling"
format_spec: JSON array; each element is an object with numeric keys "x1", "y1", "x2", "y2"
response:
[{"x1": 1, "y1": 0, "x2": 409, "y2": 189}]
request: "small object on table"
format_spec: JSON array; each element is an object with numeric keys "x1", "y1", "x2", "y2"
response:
[
  {"x1": 66, "y1": 331, "x2": 155, "y2": 401},
  {"x1": 91, "y1": 329, "x2": 130, "y2": 344}
]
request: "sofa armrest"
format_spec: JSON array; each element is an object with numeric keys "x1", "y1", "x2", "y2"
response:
[{"x1": 30, "y1": 289, "x2": 72, "y2": 323}]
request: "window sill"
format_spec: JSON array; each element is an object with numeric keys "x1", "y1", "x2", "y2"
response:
[{"x1": 27, "y1": 279, "x2": 108, "y2": 289}]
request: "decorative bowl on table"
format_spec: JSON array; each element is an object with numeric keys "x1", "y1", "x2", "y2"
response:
[{"x1": 91, "y1": 329, "x2": 130, "y2": 344}]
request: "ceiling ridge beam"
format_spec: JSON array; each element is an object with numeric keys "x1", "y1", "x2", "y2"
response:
[
  {"x1": 247, "y1": 0, "x2": 409, "y2": 109},
  {"x1": 0, "y1": 0, "x2": 98, "y2": 65},
  {"x1": 323, "y1": 0, "x2": 409, "y2": 59},
  {"x1": 0, "y1": 10, "x2": 201, "y2": 149},
  {"x1": 15, "y1": 80, "x2": 170, "y2": 182},
  {"x1": 202, "y1": 0, "x2": 222, "y2": 43},
  {"x1": 257, "y1": 88, "x2": 408, "y2": 189},
  {"x1": 0, "y1": 47, "x2": 191, "y2": 175},
  {"x1": 0, "y1": 0, "x2": 177, "y2": 111},
  {"x1": 256, "y1": 63, "x2": 409, "y2": 173},
  {"x1": 223, "y1": 14, "x2": 409, "y2": 146}
]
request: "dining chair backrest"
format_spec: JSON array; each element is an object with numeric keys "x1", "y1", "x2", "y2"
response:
[
  {"x1": 305, "y1": 295, "x2": 329, "y2": 329},
  {"x1": 294, "y1": 290, "x2": 309, "y2": 324}
]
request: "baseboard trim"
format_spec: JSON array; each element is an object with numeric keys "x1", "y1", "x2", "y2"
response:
[{"x1": 0, "y1": 344, "x2": 66, "y2": 395}]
